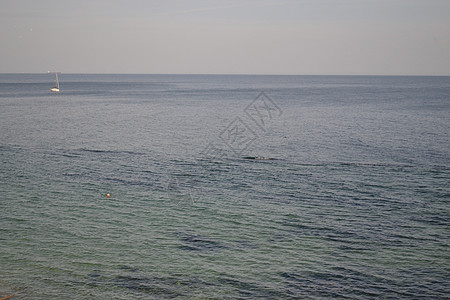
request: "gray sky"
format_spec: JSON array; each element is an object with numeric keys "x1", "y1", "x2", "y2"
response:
[{"x1": 1, "y1": 0, "x2": 449, "y2": 75}]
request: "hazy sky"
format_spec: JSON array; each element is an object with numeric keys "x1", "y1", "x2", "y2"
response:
[{"x1": 1, "y1": 0, "x2": 449, "y2": 75}]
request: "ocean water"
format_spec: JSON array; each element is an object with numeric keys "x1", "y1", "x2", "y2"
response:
[{"x1": 0, "y1": 74, "x2": 449, "y2": 299}]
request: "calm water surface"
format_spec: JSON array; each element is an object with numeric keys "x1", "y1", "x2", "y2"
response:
[{"x1": 0, "y1": 74, "x2": 449, "y2": 299}]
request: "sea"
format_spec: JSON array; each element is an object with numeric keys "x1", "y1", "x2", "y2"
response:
[{"x1": 0, "y1": 74, "x2": 449, "y2": 299}]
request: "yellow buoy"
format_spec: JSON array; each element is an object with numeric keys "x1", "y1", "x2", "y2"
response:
[{"x1": 106, "y1": 193, "x2": 111, "y2": 198}]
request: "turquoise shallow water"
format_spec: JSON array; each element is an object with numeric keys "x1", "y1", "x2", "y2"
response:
[{"x1": 0, "y1": 74, "x2": 449, "y2": 299}]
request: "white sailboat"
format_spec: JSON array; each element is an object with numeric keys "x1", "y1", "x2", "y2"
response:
[{"x1": 50, "y1": 72, "x2": 60, "y2": 92}]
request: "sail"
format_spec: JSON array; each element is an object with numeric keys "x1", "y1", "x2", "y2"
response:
[{"x1": 50, "y1": 72, "x2": 60, "y2": 92}]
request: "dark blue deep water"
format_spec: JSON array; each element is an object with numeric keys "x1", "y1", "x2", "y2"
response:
[{"x1": 0, "y1": 74, "x2": 449, "y2": 299}]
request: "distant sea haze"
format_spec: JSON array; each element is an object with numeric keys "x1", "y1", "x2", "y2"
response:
[{"x1": 0, "y1": 74, "x2": 449, "y2": 298}]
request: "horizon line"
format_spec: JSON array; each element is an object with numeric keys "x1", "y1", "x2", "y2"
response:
[{"x1": 1, "y1": 72, "x2": 449, "y2": 77}]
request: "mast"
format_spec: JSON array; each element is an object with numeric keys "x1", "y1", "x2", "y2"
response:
[{"x1": 55, "y1": 72, "x2": 59, "y2": 89}]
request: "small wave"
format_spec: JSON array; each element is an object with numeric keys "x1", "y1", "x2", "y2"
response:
[
  {"x1": 243, "y1": 156, "x2": 277, "y2": 160},
  {"x1": 78, "y1": 148, "x2": 144, "y2": 155},
  {"x1": 175, "y1": 231, "x2": 225, "y2": 252},
  {"x1": 284, "y1": 160, "x2": 415, "y2": 168}
]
